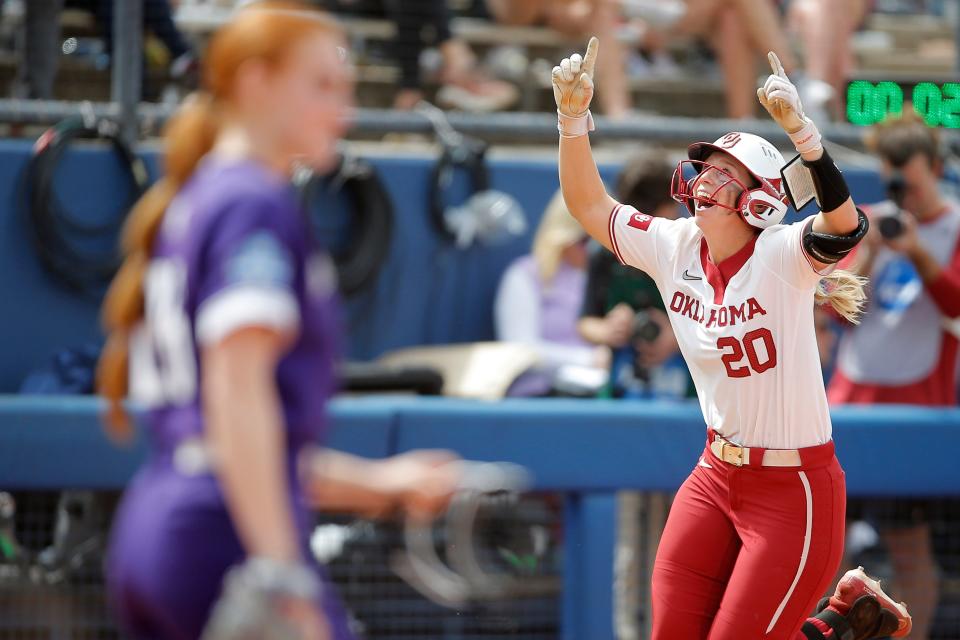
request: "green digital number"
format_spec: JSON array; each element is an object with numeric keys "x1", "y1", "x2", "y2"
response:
[
  {"x1": 847, "y1": 80, "x2": 876, "y2": 126},
  {"x1": 846, "y1": 81, "x2": 903, "y2": 126},
  {"x1": 912, "y1": 82, "x2": 941, "y2": 126},
  {"x1": 876, "y1": 81, "x2": 903, "y2": 121},
  {"x1": 847, "y1": 81, "x2": 960, "y2": 128},
  {"x1": 940, "y1": 82, "x2": 960, "y2": 128}
]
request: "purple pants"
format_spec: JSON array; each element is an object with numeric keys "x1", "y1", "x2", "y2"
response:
[{"x1": 107, "y1": 460, "x2": 356, "y2": 640}]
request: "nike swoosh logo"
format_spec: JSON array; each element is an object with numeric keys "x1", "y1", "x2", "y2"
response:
[
  {"x1": 697, "y1": 456, "x2": 713, "y2": 469},
  {"x1": 683, "y1": 270, "x2": 702, "y2": 281}
]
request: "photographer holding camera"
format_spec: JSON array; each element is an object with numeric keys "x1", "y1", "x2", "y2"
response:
[
  {"x1": 828, "y1": 110, "x2": 960, "y2": 639},
  {"x1": 577, "y1": 154, "x2": 695, "y2": 399}
]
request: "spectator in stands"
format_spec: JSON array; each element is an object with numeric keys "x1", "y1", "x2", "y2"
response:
[
  {"x1": 577, "y1": 154, "x2": 694, "y2": 399},
  {"x1": 13, "y1": 0, "x2": 63, "y2": 99},
  {"x1": 323, "y1": 0, "x2": 517, "y2": 112},
  {"x1": 828, "y1": 111, "x2": 960, "y2": 640},
  {"x1": 494, "y1": 190, "x2": 607, "y2": 396},
  {"x1": 616, "y1": 0, "x2": 797, "y2": 119},
  {"x1": 616, "y1": 0, "x2": 800, "y2": 118},
  {"x1": 786, "y1": 0, "x2": 870, "y2": 121},
  {"x1": 485, "y1": 0, "x2": 798, "y2": 119},
  {"x1": 77, "y1": 0, "x2": 195, "y2": 75},
  {"x1": 484, "y1": 0, "x2": 630, "y2": 119},
  {"x1": 13, "y1": 0, "x2": 196, "y2": 100},
  {"x1": 669, "y1": 0, "x2": 801, "y2": 119}
]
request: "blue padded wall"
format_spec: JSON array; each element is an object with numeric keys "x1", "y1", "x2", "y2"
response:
[{"x1": 0, "y1": 139, "x2": 886, "y2": 391}]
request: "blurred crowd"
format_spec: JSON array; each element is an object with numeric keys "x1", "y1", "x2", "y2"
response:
[{"x1": 1, "y1": 0, "x2": 956, "y2": 119}]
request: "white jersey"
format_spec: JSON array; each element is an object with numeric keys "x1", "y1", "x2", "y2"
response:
[{"x1": 609, "y1": 204, "x2": 830, "y2": 449}]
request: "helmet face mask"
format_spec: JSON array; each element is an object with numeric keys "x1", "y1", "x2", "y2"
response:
[
  {"x1": 671, "y1": 132, "x2": 791, "y2": 230},
  {"x1": 671, "y1": 159, "x2": 750, "y2": 215}
]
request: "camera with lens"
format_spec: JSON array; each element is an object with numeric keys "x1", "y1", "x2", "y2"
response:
[
  {"x1": 631, "y1": 309, "x2": 662, "y2": 382},
  {"x1": 878, "y1": 214, "x2": 906, "y2": 240},
  {"x1": 879, "y1": 172, "x2": 907, "y2": 240},
  {"x1": 632, "y1": 309, "x2": 661, "y2": 344}
]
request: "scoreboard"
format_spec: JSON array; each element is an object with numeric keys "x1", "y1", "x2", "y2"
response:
[{"x1": 846, "y1": 80, "x2": 960, "y2": 127}]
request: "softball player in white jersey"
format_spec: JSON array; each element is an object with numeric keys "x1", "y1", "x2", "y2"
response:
[{"x1": 552, "y1": 38, "x2": 912, "y2": 640}]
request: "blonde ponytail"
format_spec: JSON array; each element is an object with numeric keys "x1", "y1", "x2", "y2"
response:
[
  {"x1": 97, "y1": 96, "x2": 220, "y2": 441},
  {"x1": 815, "y1": 269, "x2": 868, "y2": 324}
]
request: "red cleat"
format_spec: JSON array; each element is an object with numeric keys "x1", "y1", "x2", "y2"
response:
[{"x1": 833, "y1": 566, "x2": 912, "y2": 638}]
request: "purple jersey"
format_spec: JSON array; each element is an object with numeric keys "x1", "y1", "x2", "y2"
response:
[
  {"x1": 108, "y1": 158, "x2": 355, "y2": 639},
  {"x1": 129, "y1": 157, "x2": 339, "y2": 453}
]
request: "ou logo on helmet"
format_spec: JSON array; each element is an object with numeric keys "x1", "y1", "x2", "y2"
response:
[{"x1": 718, "y1": 133, "x2": 741, "y2": 148}]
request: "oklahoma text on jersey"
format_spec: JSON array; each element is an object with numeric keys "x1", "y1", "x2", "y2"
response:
[{"x1": 669, "y1": 291, "x2": 767, "y2": 329}]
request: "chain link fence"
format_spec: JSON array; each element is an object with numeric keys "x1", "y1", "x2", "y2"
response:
[
  {"x1": 3, "y1": 489, "x2": 958, "y2": 639},
  {"x1": 0, "y1": 490, "x2": 561, "y2": 640}
]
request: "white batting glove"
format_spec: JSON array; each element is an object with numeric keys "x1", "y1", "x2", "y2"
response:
[
  {"x1": 757, "y1": 52, "x2": 822, "y2": 154},
  {"x1": 552, "y1": 37, "x2": 599, "y2": 138}
]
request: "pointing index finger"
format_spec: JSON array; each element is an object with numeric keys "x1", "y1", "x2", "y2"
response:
[
  {"x1": 767, "y1": 51, "x2": 787, "y2": 78},
  {"x1": 582, "y1": 37, "x2": 600, "y2": 76}
]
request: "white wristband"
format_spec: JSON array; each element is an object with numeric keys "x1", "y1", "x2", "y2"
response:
[
  {"x1": 788, "y1": 119, "x2": 822, "y2": 154},
  {"x1": 558, "y1": 110, "x2": 595, "y2": 138}
]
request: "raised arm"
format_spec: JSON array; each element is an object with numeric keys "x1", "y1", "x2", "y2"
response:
[
  {"x1": 554, "y1": 37, "x2": 619, "y2": 251},
  {"x1": 758, "y1": 52, "x2": 867, "y2": 270}
]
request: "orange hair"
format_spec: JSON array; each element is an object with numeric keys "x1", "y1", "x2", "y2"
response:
[{"x1": 98, "y1": 2, "x2": 342, "y2": 440}]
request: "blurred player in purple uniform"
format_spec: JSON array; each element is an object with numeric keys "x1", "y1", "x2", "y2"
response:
[{"x1": 97, "y1": 3, "x2": 459, "y2": 638}]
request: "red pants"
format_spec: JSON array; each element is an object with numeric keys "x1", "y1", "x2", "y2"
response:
[{"x1": 651, "y1": 433, "x2": 846, "y2": 639}]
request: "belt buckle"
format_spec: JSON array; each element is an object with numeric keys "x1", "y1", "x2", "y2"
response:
[{"x1": 720, "y1": 441, "x2": 744, "y2": 467}]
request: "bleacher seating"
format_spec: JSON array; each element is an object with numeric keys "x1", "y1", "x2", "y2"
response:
[
  {"x1": 0, "y1": 2, "x2": 953, "y2": 118},
  {"x1": 854, "y1": 13, "x2": 955, "y2": 75},
  {"x1": 167, "y1": 1, "x2": 958, "y2": 117}
]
